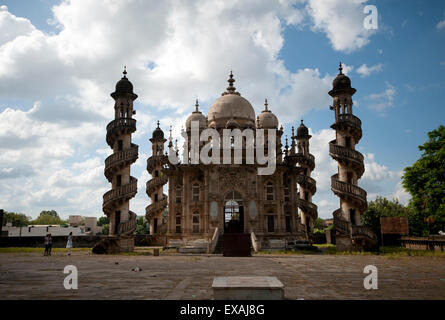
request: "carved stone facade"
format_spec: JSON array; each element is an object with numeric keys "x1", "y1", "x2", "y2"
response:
[{"x1": 147, "y1": 72, "x2": 318, "y2": 249}]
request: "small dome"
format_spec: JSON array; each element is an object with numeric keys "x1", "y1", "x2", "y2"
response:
[
  {"x1": 186, "y1": 100, "x2": 207, "y2": 129},
  {"x1": 151, "y1": 121, "x2": 165, "y2": 141},
  {"x1": 257, "y1": 99, "x2": 278, "y2": 129},
  {"x1": 296, "y1": 120, "x2": 309, "y2": 138},
  {"x1": 330, "y1": 62, "x2": 356, "y2": 95},
  {"x1": 207, "y1": 72, "x2": 256, "y2": 128},
  {"x1": 112, "y1": 67, "x2": 135, "y2": 96},
  {"x1": 332, "y1": 73, "x2": 351, "y2": 91}
]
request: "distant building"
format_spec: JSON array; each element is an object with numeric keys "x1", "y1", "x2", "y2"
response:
[
  {"x1": 69, "y1": 215, "x2": 83, "y2": 227},
  {"x1": 5, "y1": 225, "x2": 85, "y2": 237}
]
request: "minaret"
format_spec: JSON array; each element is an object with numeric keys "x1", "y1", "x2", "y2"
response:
[
  {"x1": 329, "y1": 62, "x2": 377, "y2": 251},
  {"x1": 103, "y1": 67, "x2": 138, "y2": 248},
  {"x1": 293, "y1": 120, "x2": 317, "y2": 236},
  {"x1": 146, "y1": 121, "x2": 168, "y2": 235}
]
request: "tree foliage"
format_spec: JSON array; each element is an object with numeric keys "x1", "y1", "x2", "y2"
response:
[
  {"x1": 31, "y1": 210, "x2": 66, "y2": 225},
  {"x1": 362, "y1": 197, "x2": 409, "y2": 235},
  {"x1": 97, "y1": 216, "x2": 109, "y2": 226},
  {"x1": 135, "y1": 216, "x2": 148, "y2": 235},
  {"x1": 2, "y1": 211, "x2": 31, "y2": 227},
  {"x1": 402, "y1": 125, "x2": 445, "y2": 235}
]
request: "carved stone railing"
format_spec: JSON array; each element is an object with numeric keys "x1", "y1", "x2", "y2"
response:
[
  {"x1": 146, "y1": 176, "x2": 168, "y2": 195},
  {"x1": 146, "y1": 155, "x2": 168, "y2": 173},
  {"x1": 145, "y1": 197, "x2": 168, "y2": 218},
  {"x1": 209, "y1": 227, "x2": 220, "y2": 253},
  {"x1": 329, "y1": 141, "x2": 364, "y2": 163},
  {"x1": 333, "y1": 209, "x2": 351, "y2": 236},
  {"x1": 297, "y1": 198, "x2": 318, "y2": 217},
  {"x1": 250, "y1": 231, "x2": 260, "y2": 253},
  {"x1": 118, "y1": 211, "x2": 137, "y2": 235},
  {"x1": 332, "y1": 114, "x2": 362, "y2": 141},
  {"x1": 103, "y1": 177, "x2": 138, "y2": 211},
  {"x1": 104, "y1": 144, "x2": 139, "y2": 181},
  {"x1": 106, "y1": 118, "x2": 137, "y2": 146},
  {"x1": 331, "y1": 174, "x2": 367, "y2": 204},
  {"x1": 352, "y1": 225, "x2": 378, "y2": 243},
  {"x1": 335, "y1": 113, "x2": 362, "y2": 128},
  {"x1": 296, "y1": 174, "x2": 317, "y2": 193}
]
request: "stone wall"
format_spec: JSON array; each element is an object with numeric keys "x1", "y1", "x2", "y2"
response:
[{"x1": 400, "y1": 236, "x2": 445, "y2": 251}]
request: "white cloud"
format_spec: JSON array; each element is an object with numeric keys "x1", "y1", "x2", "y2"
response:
[
  {"x1": 0, "y1": 1, "x2": 379, "y2": 218},
  {"x1": 363, "y1": 153, "x2": 397, "y2": 181},
  {"x1": 305, "y1": 0, "x2": 375, "y2": 52},
  {"x1": 356, "y1": 63, "x2": 383, "y2": 77},
  {"x1": 366, "y1": 82, "x2": 396, "y2": 113},
  {"x1": 436, "y1": 20, "x2": 445, "y2": 30}
]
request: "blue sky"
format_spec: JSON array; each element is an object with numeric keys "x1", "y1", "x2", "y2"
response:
[{"x1": 0, "y1": 0, "x2": 444, "y2": 219}]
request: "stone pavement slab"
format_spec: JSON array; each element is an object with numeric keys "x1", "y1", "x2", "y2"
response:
[{"x1": 0, "y1": 252, "x2": 444, "y2": 300}]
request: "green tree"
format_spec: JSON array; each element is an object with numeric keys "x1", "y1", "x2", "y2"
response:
[
  {"x1": 362, "y1": 197, "x2": 409, "y2": 235},
  {"x1": 97, "y1": 216, "x2": 109, "y2": 226},
  {"x1": 2, "y1": 211, "x2": 31, "y2": 227},
  {"x1": 31, "y1": 210, "x2": 66, "y2": 225},
  {"x1": 102, "y1": 224, "x2": 109, "y2": 235},
  {"x1": 135, "y1": 216, "x2": 148, "y2": 235},
  {"x1": 402, "y1": 125, "x2": 445, "y2": 235}
]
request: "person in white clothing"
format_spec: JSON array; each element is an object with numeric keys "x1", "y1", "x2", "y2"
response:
[{"x1": 66, "y1": 232, "x2": 73, "y2": 256}]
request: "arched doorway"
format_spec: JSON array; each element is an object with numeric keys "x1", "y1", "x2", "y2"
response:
[{"x1": 224, "y1": 191, "x2": 244, "y2": 234}]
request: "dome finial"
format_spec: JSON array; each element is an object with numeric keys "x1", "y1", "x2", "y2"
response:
[
  {"x1": 123, "y1": 66, "x2": 127, "y2": 78},
  {"x1": 339, "y1": 62, "x2": 343, "y2": 75},
  {"x1": 227, "y1": 70, "x2": 235, "y2": 93},
  {"x1": 264, "y1": 98, "x2": 269, "y2": 111},
  {"x1": 157, "y1": 120, "x2": 160, "y2": 128},
  {"x1": 195, "y1": 99, "x2": 199, "y2": 112},
  {"x1": 301, "y1": 119, "x2": 304, "y2": 125}
]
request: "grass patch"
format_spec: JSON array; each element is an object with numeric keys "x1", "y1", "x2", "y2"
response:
[
  {"x1": 257, "y1": 249, "x2": 320, "y2": 255},
  {"x1": 314, "y1": 244, "x2": 445, "y2": 258}
]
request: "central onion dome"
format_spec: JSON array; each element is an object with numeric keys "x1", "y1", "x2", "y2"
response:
[
  {"x1": 257, "y1": 99, "x2": 278, "y2": 129},
  {"x1": 186, "y1": 100, "x2": 207, "y2": 130},
  {"x1": 207, "y1": 72, "x2": 256, "y2": 128}
]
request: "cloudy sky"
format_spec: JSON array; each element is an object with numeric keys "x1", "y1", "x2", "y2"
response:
[{"x1": 0, "y1": 0, "x2": 444, "y2": 220}]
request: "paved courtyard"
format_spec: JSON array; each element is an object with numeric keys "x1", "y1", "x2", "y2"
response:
[{"x1": 0, "y1": 251, "x2": 444, "y2": 300}]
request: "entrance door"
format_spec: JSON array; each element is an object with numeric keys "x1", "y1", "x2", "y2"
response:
[
  {"x1": 349, "y1": 209, "x2": 356, "y2": 225},
  {"x1": 267, "y1": 215, "x2": 275, "y2": 233},
  {"x1": 153, "y1": 218, "x2": 158, "y2": 234},
  {"x1": 115, "y1": 210, "x2": 121, "y2": 234},
  {"x1": 224, "y1": 191, "x2": 244, "y2": 234}
]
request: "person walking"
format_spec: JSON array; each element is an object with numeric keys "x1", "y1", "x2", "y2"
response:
[
  {"x1": 47, "y1": 233, "x2": 53, "y2": 256},
  {"x1": 66, "y1": 232, "x2": 73, "y2": 256},
  {"x1": 44, "y1": 234, "x2": 50, "y2": 256}
]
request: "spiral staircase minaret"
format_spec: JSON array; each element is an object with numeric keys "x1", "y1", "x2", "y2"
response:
[
  {"x1": 99, "y1": 68, "x2": 138, "y2": 252},
  {"x1": 329, "y1": 63, "x2": 378, "y2": 251},
  {"x1": 284, "y1": 121, "x2": 318, "y2": 238},
  {"x1": 146, "y1": 121, "x2": 169, "y2": 235}
]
